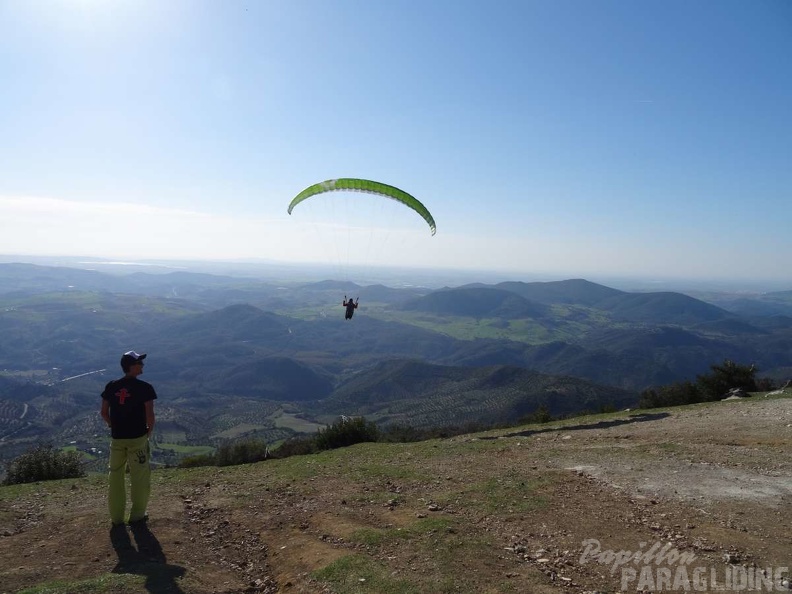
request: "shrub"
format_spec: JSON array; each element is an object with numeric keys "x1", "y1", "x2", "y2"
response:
[
  {"x1": 314, "y1": 416, "x2": 379, "y2": 451},
  {"x1": 179, "y1": 453, "x2": 216, "y2": 468},
  {"x1": 214, "y1": 438, "x2": 269, "y2": 467},
  {"x1": 598, "y1": 402, "x2": 618, "y2": 414},
  {"x1": 639, "y1": 359, "x2": 762, "y2": 408},
  {"x1": 639, "y1": 380, "x2": 701, "y2": 408},
  {"x1": 179, "y1": 438, "x2": 270, "y2": 468},
  {"x1": 696, "y1": 359, "x2": 757, "y2": 400},
  {"x1": 519, "y1": 403, "x2": 555, "y2": 424},
  {"x1": 269, "y1": 435, "x2": 317, "y2": 459},
  {"x1": 3, "y1": 444, "x2": 85, "y2": 485}
]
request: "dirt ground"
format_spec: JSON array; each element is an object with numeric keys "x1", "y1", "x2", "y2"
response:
[{"x1": 1, "y1": 394, "x2": 790, "y2": 594}]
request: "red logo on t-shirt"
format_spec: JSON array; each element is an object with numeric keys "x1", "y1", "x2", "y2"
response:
[{"x1": 116, "y1": 388, "x2": 130, "y2": 405}]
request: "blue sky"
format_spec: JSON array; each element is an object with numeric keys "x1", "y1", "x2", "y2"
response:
[{"x1": 1, "y1": 0, "x2": 790, "y2": 284}]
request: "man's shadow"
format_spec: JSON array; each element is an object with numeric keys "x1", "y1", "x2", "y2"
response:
[{"x1": 110, "y1": 522, "x2": 186, "y2": 594}]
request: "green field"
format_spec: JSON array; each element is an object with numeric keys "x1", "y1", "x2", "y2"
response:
[
  {"x1": 155, "y1": 443, "x2": 214, "y2": 456},
  {"x1": 273, "y1": 411, "x2": 325, "y2": 433}
]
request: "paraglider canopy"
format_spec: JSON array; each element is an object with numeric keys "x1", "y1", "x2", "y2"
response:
[{"x1": 288, "y1": 178, "x2": 436, "y2": 236}]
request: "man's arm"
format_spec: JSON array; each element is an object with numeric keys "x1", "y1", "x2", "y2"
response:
[
  {"x1": 101, "y1": 399, "x2": 111, "y2": 428},
  {"x1": 145, "y1": 400, "x2": 155, "y2": 437}
]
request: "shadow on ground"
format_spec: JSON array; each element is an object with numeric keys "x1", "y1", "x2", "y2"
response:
[
  {"x1": 481, "y1": 412, "x2": 671, "y2": 440},
  {"x1": 110, "y1": 522, "x2": 186, "y2": 594}
]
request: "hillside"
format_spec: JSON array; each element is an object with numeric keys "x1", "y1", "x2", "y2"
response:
[
  {"x1": 2, "y1": 265, "x2": 790, "y2": 394},
  {"x1": 3, "y1": 263, "x2": 792, "y2": 473},
  {"x1": 315, "y1": 360, "x2": 636, "y2": 427},
  {"x1": 0, "y1": 352, "x2": 633, "y2": 473},
  {"x1": 1, "y1": 392, "x2": 789, "y2": 593},
  {"x1": 597, "y1": 292, "x2": 734, "y2": 325},
  {"x1": 472, "y1": 278, "x2": 626, "y2": 306},
  {"x1": 400, "y1": 287, "x2": 550, "y2": 319}
]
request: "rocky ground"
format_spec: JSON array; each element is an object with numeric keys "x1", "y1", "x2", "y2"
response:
[{"x1": 1, "y1": 393, "x2": 790, "y2": 594}]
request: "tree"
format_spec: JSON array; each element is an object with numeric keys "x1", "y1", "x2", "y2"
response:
[
  {"x1": 519, "y1": 403, "x2": 554, "y2": 424},
  {"x1": 639, "y1": 380, "x2": 701, "y2": 408},
  {"x1": 696, "y1": 359, "x2": 757, "y2": 401},
  {"x1": 314, "y1": 416, "x2": 379, "y2": 451}
]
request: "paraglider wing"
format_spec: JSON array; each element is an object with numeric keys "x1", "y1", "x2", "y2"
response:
[{"x1": 287, "y1": 178, "x2": 436, "y2": 235}]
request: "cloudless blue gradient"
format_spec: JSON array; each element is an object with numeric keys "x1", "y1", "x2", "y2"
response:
[{"x1": 1, "y1": 0, "x2": 790, "y2": 282}]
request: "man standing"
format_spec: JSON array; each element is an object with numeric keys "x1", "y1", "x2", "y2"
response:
[{"x1": 101, "y1": 350, "x2": 157, "y2": 525}]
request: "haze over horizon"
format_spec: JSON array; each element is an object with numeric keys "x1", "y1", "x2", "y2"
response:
[
  {"x1": 4, "y1": 252, "x2": 790, "y2": 295},
  {"x1": 1, "y1": 1, "x2": 790, "y2": 284}
]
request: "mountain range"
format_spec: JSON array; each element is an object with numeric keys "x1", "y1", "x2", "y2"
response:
[{"x1": 1, "y1": 262, "x2": 790, "y2": 470}]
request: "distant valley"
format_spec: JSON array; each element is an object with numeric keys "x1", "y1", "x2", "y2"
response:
[{"x1": 1, "y1": 262, "x2": 790, "y2": 471}]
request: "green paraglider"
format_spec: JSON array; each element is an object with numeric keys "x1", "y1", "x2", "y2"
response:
[{"x1": 287, "y1": 178, "x2": 436, "y2": 235}]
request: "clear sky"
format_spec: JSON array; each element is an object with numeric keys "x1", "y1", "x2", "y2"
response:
[{"x1": 1, "y1": 0, "x2": 790, "y2": 284}]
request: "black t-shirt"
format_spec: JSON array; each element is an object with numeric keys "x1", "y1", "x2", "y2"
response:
[{"x1": 101, "y1": 377, "x2": 157, "y2": 439}]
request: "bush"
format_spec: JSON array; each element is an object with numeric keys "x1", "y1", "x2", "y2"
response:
[
  {"x1": 3, "y1": 444, "x2": 85, "y2": 485},
  {"x1": 215, "y1": 438, "x2": 269, "y2": 467},
  {"x1": 519, "y1": 403, "x2": 555, "y2": 424},
  {"x1": 639, "y1": 359, "x2": 762, "y2": 408},
  {"x1": 314, "y1": 416, "x2": 379, "y2": 451},
  {"x1": 269, "y1": 435, "x2": 317, "y2": 459},
  {"x1": 639, "y1": 380, "x2": 701, "y2": 408},
  {"x1": 179, "y1": 453, "x2": 216, "y2": 468},
  {"x1": 696, "y1": 359, "x2": 757, "y2": 400},
  {"x1": 179, "y1": 438, "x2": 271, "y2": 468}
]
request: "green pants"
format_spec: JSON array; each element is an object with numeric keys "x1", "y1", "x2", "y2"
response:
[{"x1": 108, "y1": 434, "x2": 151, "y2": 525}]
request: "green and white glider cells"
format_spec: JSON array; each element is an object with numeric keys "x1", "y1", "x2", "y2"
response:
[{"x1": 287, "y1": 178, "x2": 436, "y2": 236}]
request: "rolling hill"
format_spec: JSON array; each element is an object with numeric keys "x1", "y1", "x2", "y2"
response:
[
  {"x1": 1, "y1": 262, "x2": 791, "y2": 472},
  {"x1": 597, "y1": 291, "x2": 734, "y2": 324},
  {"x1": 314, "y1": 359, "x2": 636, "y2": 427},
  {"x1": 400, "y1": 287, "x2": 549, "y2": 319},
  {"x1": 465, "y1": 278, "x2": 626, "y2": 305}
]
